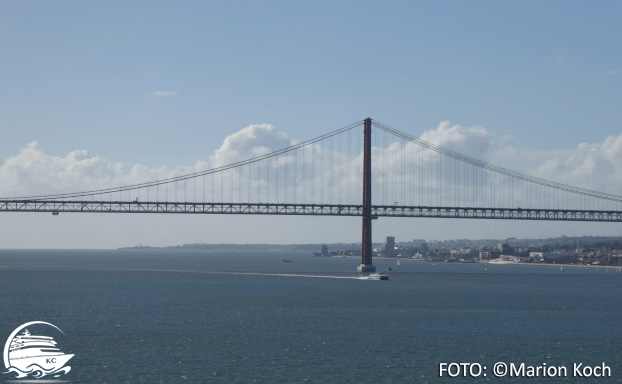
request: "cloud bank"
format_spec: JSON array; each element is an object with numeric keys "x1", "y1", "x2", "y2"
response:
[
  {"x1": 2, "y1": 122, "x2": 622, "y2": 205},
  {"x1": 420, "y1": 121, "x2": 494, "y2": 160},
  {"x1": 210, "y1": 124, "x2": 293, "y2": 168}
]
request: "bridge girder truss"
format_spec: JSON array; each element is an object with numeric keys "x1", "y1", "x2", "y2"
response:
[{"x1": 2, "y1": 200, "x2": 622, "y2": 222}]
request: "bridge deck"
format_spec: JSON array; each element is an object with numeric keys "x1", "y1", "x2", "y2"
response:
[{"x1": 1, "y1": 200, "x2": 622, "y2": 222}]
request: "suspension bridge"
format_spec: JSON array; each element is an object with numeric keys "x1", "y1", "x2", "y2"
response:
[{"x1": 2, "y1": 118, "x2": 622, "y2": 272}]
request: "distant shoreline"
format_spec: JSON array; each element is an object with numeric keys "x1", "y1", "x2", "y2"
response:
[
  {"x1": 391, "y1": 257, "x2": 621, "y2": 270},
  {"x1": 483, "y1": 260, "x2": 621, "y2": 270},
  {"x1": 334, "y1": 255, "x2": 622, "y2": 270}
]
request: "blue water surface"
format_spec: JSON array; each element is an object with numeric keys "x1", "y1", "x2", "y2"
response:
[{"x1": 0, "y1": 250, "x2": 620, "y2": 383}]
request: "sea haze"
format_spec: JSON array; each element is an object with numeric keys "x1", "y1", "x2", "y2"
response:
[{"x1": 0, "y1": 250, "x2": 620, "y2": 383}]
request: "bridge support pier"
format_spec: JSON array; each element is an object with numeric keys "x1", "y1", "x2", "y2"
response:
[
  {"x1": 358, "y1": 118, "x2": 376, "y2": 273},
  {"x1": 357, "y1": 263, "x2": 376, "y2": 273}
]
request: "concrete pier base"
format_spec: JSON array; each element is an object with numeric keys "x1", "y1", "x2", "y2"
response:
[{"x1": 357, "y1": 264, "x2": 376, "y2": 272}]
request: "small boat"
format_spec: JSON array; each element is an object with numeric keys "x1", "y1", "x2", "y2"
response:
[
  {"x1": 368, "y1": 271, "x2": 389, "y2": 280},
  {"x1": 282, "y1": 260, "x2": 292, "y2": 263},
  {"x1": 388, "y1": 268, "x2": 392, "y2": 271}
]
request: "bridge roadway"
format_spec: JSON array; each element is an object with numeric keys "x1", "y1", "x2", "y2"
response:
[{"x1": 2, "y1": 200, "x2": 622, "y2": 222}]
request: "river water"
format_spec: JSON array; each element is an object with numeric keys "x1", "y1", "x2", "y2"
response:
[{"x1": 0, "y1": 250, "x2": 620, "y2": 383}]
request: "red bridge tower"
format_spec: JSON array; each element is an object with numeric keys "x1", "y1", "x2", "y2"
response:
[{"x1": 358, "y1": 118, "x2": 376, "y2": 272}]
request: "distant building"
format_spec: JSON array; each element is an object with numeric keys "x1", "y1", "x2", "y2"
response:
[
  {"x1": 382, "y1": 236, "x2": 396, "y2": 258},
  {"x1": 491, "y1": 255, "x2": 522, "y2": 263},
  {"x1": 312, "y1": 244, "x2": 330, "y2": 257}
]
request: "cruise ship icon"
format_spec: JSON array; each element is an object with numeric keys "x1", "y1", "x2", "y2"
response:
[{"x1": 7, "y1": 328, "x2": 73, "y2": 375}]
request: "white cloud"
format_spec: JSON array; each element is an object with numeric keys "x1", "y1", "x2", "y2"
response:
[
  {"x1": 3, "y1": 121, "x2": 622, "y2": 209},
  {"x1": 0, "y1": 141, "x2": 207, "y2": 198},
  {"x1": 516, "y1": 135, "x2": 622, "y2": 194},
  {"x1": 210, "y1": 124, "x2": 292, "y2": 168},
  {"x1": 415, "y1": 122, "x2": 622, "y2": 195},
  {"x1": 420, "y1": 121, "x2": 495, "y2": 160},
  {"x1": 607, "y1": 69, "x2": 619, "y2": 76},
  {"x1": 0, "y1": 124, "x2": 295, "y2": 200},
  {"x1": 153, "y1": 91, "x2": 178, "y2": 96}
]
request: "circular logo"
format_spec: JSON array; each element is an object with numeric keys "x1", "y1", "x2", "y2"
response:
[{"x1": 3, "y1": 321, "x2": 73, "y2": 379}]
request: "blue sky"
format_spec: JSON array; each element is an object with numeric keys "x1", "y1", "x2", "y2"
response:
[{"x1": 1, "y1": 1, "x2": 621, "y2": 248}]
